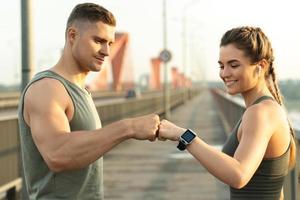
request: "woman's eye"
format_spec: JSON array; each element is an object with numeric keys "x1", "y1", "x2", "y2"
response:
[{"x1": 231, "y1": 65, "x2": 239, "y2": 68}]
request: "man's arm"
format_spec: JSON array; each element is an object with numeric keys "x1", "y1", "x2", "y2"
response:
[{"x1": 24, "y1": 78, "x2": 159, "y2": 172}]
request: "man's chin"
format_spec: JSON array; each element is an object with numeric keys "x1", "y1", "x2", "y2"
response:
[
  {"x1": 94, "y1": 68, "x2": 102, "y2": 72},
  {"x1": 91, "y1": 65, "x2": 103, "y2": 72}
]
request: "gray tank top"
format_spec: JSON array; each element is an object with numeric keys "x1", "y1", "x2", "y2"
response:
[
  {"x1": 222, "y1": 96, "x2": 290, "y2": 200},
  {"x1": 18, "y1": 70, "x2": 103, "y2": 200}
]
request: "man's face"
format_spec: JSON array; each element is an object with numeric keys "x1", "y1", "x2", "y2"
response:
[{"x1": 70, "y1": 21, "x2": 116, "y2": 72}]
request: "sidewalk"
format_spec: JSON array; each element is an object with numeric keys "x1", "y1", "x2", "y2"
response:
[{"x1": 103, "y1": 89, "x2": 229, "y2": 200}]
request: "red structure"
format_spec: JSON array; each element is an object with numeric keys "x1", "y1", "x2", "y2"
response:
[
  {"x1": 86, "y1": 32, "x2": 192, "y2": 92},
  {"x1": 150, "y1": 63, "x2": 192, "y2": 90},
  {"x1": 171, "y1": 67, "x2": 179, "y2": 89},
  {"x1": 150, "y1": 58, "x2": 162, "y2": 90}
]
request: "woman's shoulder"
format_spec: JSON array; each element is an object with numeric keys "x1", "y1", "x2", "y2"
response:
[
  {"x1": 242, "y1": 99, "x2": 288, "y2": 132},
  {"x1": 246, "y1": 98, "x2": 285, "y2": 118}
]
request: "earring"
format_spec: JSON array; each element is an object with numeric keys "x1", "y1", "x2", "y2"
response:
[{"x1": 257, "y1": 65, "x2": 262, "y2": 77}]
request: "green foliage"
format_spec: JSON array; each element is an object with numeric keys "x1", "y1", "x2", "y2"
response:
[
  {"x1": 279, "y1": 80, "x2": 300, "y2": 100},
  {"x1": 0, "y1": 84, "x2": 20, "y2": 92}
]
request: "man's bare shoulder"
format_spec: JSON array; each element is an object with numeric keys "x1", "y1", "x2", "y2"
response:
[{"x1": 24, "y1": 78, "x2": 70, "y2": 111}]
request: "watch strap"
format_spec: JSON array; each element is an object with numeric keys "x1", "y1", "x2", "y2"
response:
[{"x1": 177, "y1": 140, "x2": 186, "y2": 151}]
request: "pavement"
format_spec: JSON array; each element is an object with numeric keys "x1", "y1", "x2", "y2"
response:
[{"x1": 103, "y1": 89, "x2": 230, "y2": 200}]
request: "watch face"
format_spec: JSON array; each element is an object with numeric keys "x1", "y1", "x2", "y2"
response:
[{"x1": 181, "y1": 129, "x2": 196, "y2": 143}]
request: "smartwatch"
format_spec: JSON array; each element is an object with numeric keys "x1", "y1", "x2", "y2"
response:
[{"x1": 177, "y1": 129, "x2": 197, "y2": 151}]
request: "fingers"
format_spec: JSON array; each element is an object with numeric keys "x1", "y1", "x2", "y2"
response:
[
  {"x1": 157, "y1": 136, "x2": 167, "y2": 141},
  {"x1": 131, "y1": 114, "x2": 183, "y2": 142},
  {"x1": 132, "y1": 114, "x2": 160, "y2": 141},
  {"x1": 151, "y1": 118, "x2": 167, "y2": 141},
  {"x1": 148, "y1": 135, "x2": 157, "y2": 142},
  {"x1": 150, "y1": 114, "x2": 160, "y2": 141},
  {"x1": 157, "y1": 119, "x2": 168, "y2": 141},
  {"x1": 157, "y1": 119, "x2": 184, "y2": 141}
]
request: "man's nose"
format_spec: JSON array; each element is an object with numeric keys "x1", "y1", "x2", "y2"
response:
[{"x1": 100, "y1": 43, "x2": 109, "y2": 57}]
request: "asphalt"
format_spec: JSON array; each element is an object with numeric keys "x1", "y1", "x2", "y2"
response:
[{"x1": 103, "y1": 89, "x2": 230, "y2": 200}]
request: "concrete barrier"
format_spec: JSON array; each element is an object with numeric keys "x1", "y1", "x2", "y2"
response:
[{"x1": 0, "y1": 88, "x2": 201, "y2": 197}]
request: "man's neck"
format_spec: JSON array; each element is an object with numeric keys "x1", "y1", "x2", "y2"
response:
[{"x1": 51, "y1": 55, "x2": 88, "y2": 90}]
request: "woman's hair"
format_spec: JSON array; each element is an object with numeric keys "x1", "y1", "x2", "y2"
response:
[{"x1": 220, "y1": 26, "x2": 296, "y2": 169}]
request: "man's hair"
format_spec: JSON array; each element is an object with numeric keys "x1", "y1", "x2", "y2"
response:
[{"x1": 66, "y1": 3, "x2": 116, "y2": 32}]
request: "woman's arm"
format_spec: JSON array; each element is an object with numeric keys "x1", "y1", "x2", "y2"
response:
[{"x1": 159, "y1": 104, "x2": 275, "y2": 188}]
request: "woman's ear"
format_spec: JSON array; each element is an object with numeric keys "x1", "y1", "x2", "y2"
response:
[{"x1": 257, "y1": 59, "x2": 268, "y2": 77}]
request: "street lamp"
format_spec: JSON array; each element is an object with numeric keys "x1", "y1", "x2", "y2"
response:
[
  {"x1": 161, "y1": 0, "x2": 200, "y2": 119},
  {"x1": 182, "y1": 0, "x2": 201, "y2": 76},
  {"x1": 182, "y1": 0, "x2": 200, "y2": 100},
  {"x1": 21, "y1": 0, "x2": 35, "y2": 91},
  {"x1": 162, "y1": 0, "x2": 171, "y2": 119},
  {"x1": 21, "y1": 1, "x2": 34, "y2": 199}
]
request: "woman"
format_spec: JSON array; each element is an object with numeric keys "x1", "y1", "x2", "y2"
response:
[{"x1": 158, "y1": 26, "x2": 296, "y2": 199}]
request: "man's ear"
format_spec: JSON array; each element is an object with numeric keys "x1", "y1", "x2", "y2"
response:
[{"x1": 67, "y1": 27, "x2": 77, "y2": 44}]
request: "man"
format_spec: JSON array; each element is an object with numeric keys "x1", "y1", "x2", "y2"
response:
[{"x1": 18, "y1": 3, "x2": 160, "y2": 199}]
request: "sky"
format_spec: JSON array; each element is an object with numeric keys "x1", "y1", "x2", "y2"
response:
[{"x1": 1, "y1": 0, "x2": 300, "y2": 85}]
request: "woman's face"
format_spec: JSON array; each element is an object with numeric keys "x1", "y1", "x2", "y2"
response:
[{"x1": 218, "y1": 44, "x2": 259, "y2": 95}]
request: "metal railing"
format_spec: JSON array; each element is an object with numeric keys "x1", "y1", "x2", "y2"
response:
[{"x1": 0, "y1": 179, "x2": 21, "y2": 200}]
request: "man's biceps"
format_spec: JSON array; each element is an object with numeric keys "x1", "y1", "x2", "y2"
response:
[{"x1": 30, "y1": 114, "x2": 61, "y2": 135}]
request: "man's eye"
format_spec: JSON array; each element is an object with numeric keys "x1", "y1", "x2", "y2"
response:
[
  {"x1": 95, "y1": 39, "x2": 104, "y2": 44},
  {"x1": 231, "y1": 65, "x2": 239, "y2": 68},
  {"x1": 219, "y1": 65, "x2": 224, "y2": 69}
]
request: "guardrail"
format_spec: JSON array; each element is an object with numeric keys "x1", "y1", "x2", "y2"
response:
[
  {"x1": 0, "y1": 88, "x2": 201, "y2": 199},
  {"x1": 0, "y1": 90, "x2": 174, "y2": 110},
  {"x1": 211, "y1": 88, "x2": 299, "y2": 200},
  {"x1": 0, "y1": 179, "x2": 21, "y2": 200},
  {"x1": 0, "y1": 90, "x2": 126, "y2": 111}
]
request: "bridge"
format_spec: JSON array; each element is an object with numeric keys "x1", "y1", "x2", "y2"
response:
[
  {"x1": 0, "y1": 1, "x2": 299, "y2": 199},
  {"x1": 0, "y1": 87, "x2": 299, "y2": 200}
]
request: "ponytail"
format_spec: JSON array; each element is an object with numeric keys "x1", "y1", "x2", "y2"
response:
[{"x1": 267, "y1": 64, "x2": 296, "y2": 169}]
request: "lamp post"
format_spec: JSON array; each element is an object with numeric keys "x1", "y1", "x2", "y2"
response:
[
  {"x1": 21, "y1": 0, "x2": 34, "y2": 91},
  {"x1": 183, "y1": 0, "x2": 201, "y2": 71},
  {"x1": 162, "y1": 0, "x2": 171, "y2": 119},
  {"x1": 20, "y1": 0, "x2": 34, "y2": 199},
  {"x1": 182, "y1": 0, "x2": 200, "y2": 99}
]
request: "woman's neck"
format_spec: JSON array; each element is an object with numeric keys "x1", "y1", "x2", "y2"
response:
[{"x1": 241, "y1": 83, "x2": 273, "y2": 107}]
